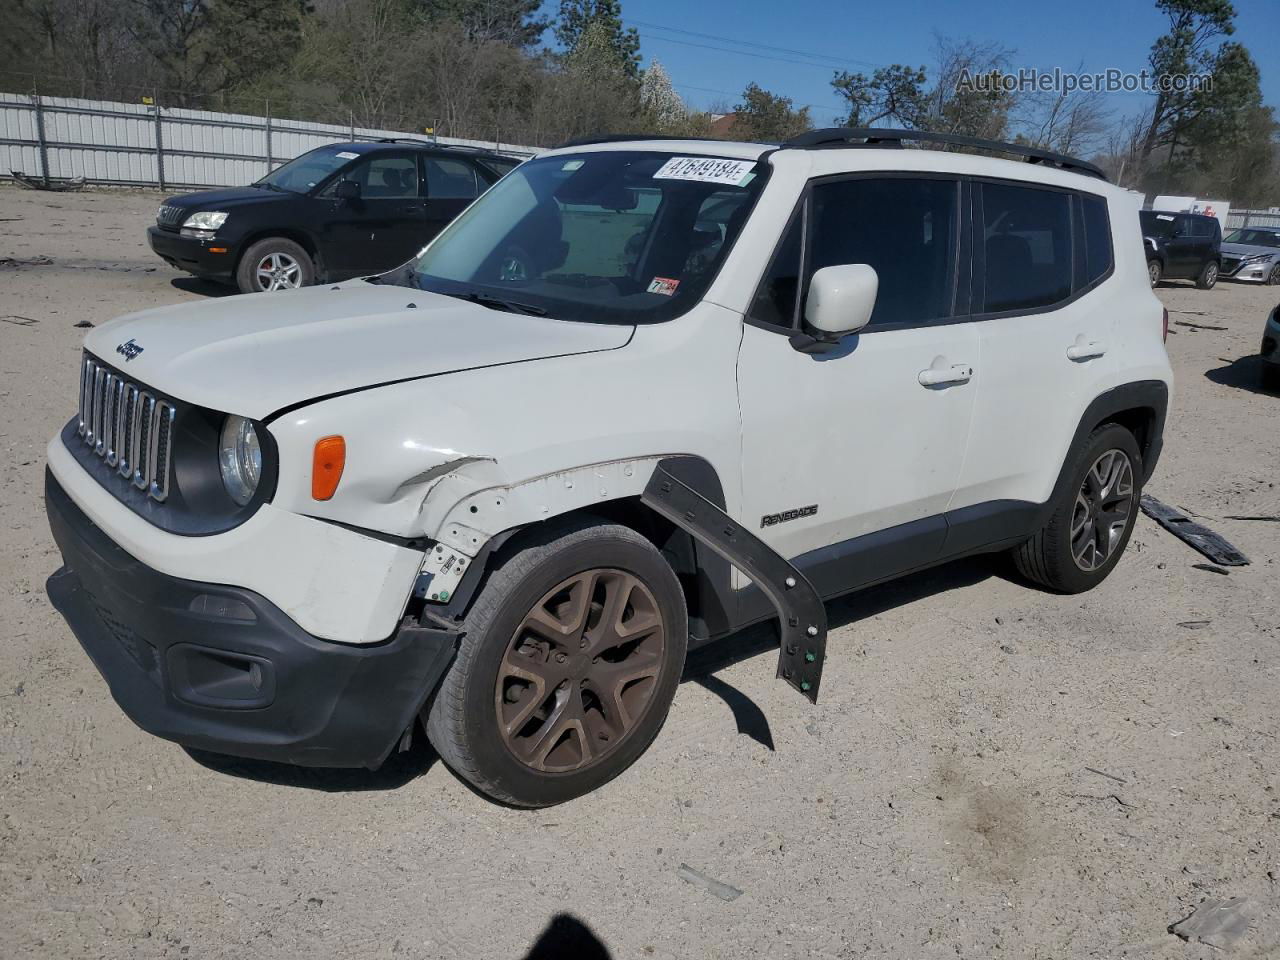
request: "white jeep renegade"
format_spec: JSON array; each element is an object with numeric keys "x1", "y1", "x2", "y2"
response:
[{"x1": 46, "y1": 130, "x2": 1172, "y2": 807}]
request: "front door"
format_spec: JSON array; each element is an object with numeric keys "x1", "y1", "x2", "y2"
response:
[
  {"x1": 737, "y1": 175, "x2": 979, "y2": 582},
  {"x1": 319, "y1": 151, "x2": 427, "y2": 277}
]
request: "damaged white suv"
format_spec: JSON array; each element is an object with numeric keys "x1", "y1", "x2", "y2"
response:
[{"x1": 46, "y1": 130, "x2": 1172, "y2": 806}]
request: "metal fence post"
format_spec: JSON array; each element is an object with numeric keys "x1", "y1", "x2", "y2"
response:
[
  {"x1": 32, "y1": 91, "x2": 49, "y2": 185},
  {"x1": 264, "y1": 99, "x2": 273, "y2": 175},
  {"x1": 153, "y1": 89, "x2": 166, "y2": 191}
]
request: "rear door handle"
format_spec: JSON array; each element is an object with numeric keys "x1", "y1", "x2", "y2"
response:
[
  {"x1": 402, "y1": 204, "x2": 424, "y2": 214},
  {"x1": 1067, "y1": 337, "x2": 1107, "y2": 362},
  {"x1": 918, "y1": 359, "x2": 974, "y2": 387}
]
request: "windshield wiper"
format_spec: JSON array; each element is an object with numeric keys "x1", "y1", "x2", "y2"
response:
[
  {"x1": 252, "y1": 181, "x2": 293, "y2": 193},
  {"x1": 443, "y1": 290, "x2": 548, "y2": 316}
]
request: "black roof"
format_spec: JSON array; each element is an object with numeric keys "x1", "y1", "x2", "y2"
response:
[{"x1": 322, "y1": 139, "x2": 527, "y2": 159}]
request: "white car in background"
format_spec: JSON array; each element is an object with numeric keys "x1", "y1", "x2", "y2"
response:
[
  {"x1": 45, "y1": 129, "x2": 1172, "y2": 807},
  {"x1": 1221, "y1": 227, "x2": 1280, "y2": 284}
]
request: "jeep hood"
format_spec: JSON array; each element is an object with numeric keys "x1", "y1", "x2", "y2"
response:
[{"x1": 84, "y1": 284, "x2": 633, "y2": 419}]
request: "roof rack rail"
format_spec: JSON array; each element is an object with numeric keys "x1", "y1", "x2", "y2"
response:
[
  {"x1": 783, "y1": 128, "x2": 1107, "y2": 181},
  {"x1": 556, "y1": 133, "x2": 725, "y2": 149}
]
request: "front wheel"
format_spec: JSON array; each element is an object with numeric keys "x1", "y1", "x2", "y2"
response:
[
  {"x1": 426, "y1": 519, "x2": 687, "y2": 807},
  {"x1": 1195, "y1": 260, "x2": 1218, "y2": 289},
  {"x1": 1011, "y1": 424, "x2": 1142, "y2": 593},
  {"x1": 1267, "y1": 263, "x2": 1280, "y2": 286},
  {"x1": 236, "y1": 237, "x2": 315, "y2": 294},
  {"x1": 1147, "y1": 259, "x2": 1162, "y2": 287}
]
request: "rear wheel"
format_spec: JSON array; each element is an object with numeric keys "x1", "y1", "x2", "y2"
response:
[
  {"x1": 1012, "y1": 424, "x2": 1142, "y2": 593},
  {"x1": 1147, "y1": 259, "x2": 1162, "y2": 287},
  {"x1": 1195, "y1": 260, "x2": 1218, "y2": 289},
  {"x1": 236, "y1": 237, "x2": 315, "y2": 294},
  {"x1": 426, "y1": 519, "x2": 687, "y2": 807}
]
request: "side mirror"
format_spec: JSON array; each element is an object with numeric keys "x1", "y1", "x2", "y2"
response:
[
  {"x1": 334, "y1": 179, "x2": 360, "y2": 201},
  {"x1": 804, "y1": 264, "x2": 878, "y2": 339}
]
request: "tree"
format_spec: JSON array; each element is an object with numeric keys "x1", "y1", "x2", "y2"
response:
[
  {"x1": 830, "y1": 65, "x2": 927, "y2": 128},
  {"x1": 1138, "y1": 0, "x2": 1238, "y2": 166},
  {"x1": 639, "y1": 59, "x2": 686, "y2": 130},
  {"x1": 731, "y1": 83, "x2": 811, "y2": 141},
  {"x1": 555, "y1": 0, "x2": 640, "y2": 77},
  {"x1": 416, "y1": 0, "x2": 549, "y2": 48}
]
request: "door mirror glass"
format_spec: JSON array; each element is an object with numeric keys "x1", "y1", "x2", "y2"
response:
[
  {"x1": 334, "y1": 179, "x2": 361, "y2": 201},
  {"x1": 804, "y1": 264, "x2": 878, "y2": 337}
]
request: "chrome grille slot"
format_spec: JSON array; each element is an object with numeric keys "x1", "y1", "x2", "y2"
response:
[
  {"x1": 74, "y1": 356, "x2": 176, "y2": 503},
  {"x1": 157, "y1": 204, "x2": 185, "y2": 228}
]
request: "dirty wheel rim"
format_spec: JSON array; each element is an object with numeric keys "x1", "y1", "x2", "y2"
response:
[
  {"x1": 496, "y1": 569, "x2": 667, "y2": 774},
  {"x1": 255, "y1": 252, "x2": 301, "y2": 291},
  {"x1": 1070, "y1": 449, "x2": 1135, "y2": 571},
  {"x1": 1148, "y1": 261, "x2": 1160, "y2": 285}
]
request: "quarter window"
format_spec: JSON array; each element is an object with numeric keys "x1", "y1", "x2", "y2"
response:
[
  {"x1": 806, "y1": 177, "x2": 959, "y2": 328},
  {"x1": 750, "y1": 210, "x2": 803, "y2": 328},
  {"x1": 1080, "y1": 194, "x2": 1113, "y2": 288},
  {"x1": 981, "y1": 182, "x2": 1072, "y2": 312}
]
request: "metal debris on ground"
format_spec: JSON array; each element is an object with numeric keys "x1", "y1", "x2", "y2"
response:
[
  {"x1": 1177, "y1": 620, "x2": 1211, "y2": 629},
  {"x1": 1, "y1": 315, "x2": 39, "y2": 326},
  {"x1": 1173, "y1": 319, "x2": 1228, "y2": 331},
  {"x1": 10, "y1": 170, "x2": 86, "y2": 191},
  {"x1": 0, "y1": 255, "x2": 54, "y2": 267},
  {"x1": 1192, "y1": 563, "x2": 1230, "y2": 576},
  {"x1": 677, "y1": 864, "x2": 744, "y2": 902},
  {"x1": 1168, "y1": 897, "x2": 1251, "y2": 949},
  {"x1": 1225, "y1": 515, "x2": 1280, "y2": 523},
  {"x1": 73, "y1": 320, "x2": 93, "y2": 328},
  {"x1": 1084, "y1": 766, "x2": 1127, "y2": 784},
  {"x1": 1140, "y1": 495, "x2": 1250, "y2": 567}
]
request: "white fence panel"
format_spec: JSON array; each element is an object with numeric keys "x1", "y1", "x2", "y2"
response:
[{"x1": 1, "y1": 91, "x2": 537, "y2": 190}]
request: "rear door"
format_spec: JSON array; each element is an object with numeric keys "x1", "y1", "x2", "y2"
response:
[
  {"x1": 950, "y1": 181, "x2": 1117, "y2": 535},
  {"x1": 1165, "y1": 214, "x2": 1200, "y2": 277},
  {"x1": 421, "y1": 154, "x2": 483, "y2": 241},
  {"x1": 319, "y1": 151, "x2": 427, "y2": 276},
  {"x1": 737, "y1": 175, "x2": 979, "y2": 571}
]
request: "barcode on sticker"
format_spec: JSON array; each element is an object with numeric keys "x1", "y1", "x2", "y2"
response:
[{"x1": 653, "y1": 157, "x2": 755, "y2": 186}]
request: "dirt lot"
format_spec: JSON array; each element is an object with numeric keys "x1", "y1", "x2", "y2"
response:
[{"x1": 2, "y1": 182, "x2": 1279, "y2": 959}]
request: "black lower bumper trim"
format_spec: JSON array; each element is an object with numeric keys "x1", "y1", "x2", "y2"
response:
[
  {"x1": 45, "y1": 469, "x2": 454, "y2": 768},
  {"x1": 146, "y1": 226, "x2": 237, "y2": 281}
]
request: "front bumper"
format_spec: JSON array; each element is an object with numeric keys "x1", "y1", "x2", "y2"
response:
[
  {"x1": 1263, "y1": 312, "x2": 1280, "y2": 366},
  {"x1": 1221, "y1": 258, "x2": 1276, "y2": 283},
  {"x1": 146, "y1": 225, "x2": 238, "y2": 281},
  {"x1": 45, "y1": 470, "x2": 457, "y2": 768}
]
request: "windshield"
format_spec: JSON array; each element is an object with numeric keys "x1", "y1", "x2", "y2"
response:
[
  {"x1": 1140, "y1": 211, "x2": 1179, "y2": 238},
  {"x1": 410, "y1": 150, "x2": 768, "y2": 324},
  {"x1": 257, "y1": 145, "x2": 360, "y2": 193},
  {"x1": 1225, "y1": 229, "x2": 1280, "y2": 247}
]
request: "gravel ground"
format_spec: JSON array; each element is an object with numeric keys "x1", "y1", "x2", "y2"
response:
[{"x1": 2, "y1": 183, "x2": 1279, "y2": 960}]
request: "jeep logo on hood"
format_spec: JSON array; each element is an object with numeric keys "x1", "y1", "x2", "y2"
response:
[{"x1": 116, "y1": 338, "x2": 144, "y2": 361}]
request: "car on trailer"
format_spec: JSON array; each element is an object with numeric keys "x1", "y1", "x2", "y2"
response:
[{"x1": 49, "y1": 128, "x2": 1170, "y2": 806}]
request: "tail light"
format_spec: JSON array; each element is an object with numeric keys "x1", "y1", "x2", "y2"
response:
[{"x1": 1162, "y1": 307, "x2": 1169, "y2": 342}]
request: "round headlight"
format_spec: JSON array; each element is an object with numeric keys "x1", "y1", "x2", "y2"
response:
[{"x1": 219, "y1": 415, "x2": 261, "y2": 506}]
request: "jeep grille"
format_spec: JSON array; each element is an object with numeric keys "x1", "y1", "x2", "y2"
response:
[{"x1": 77, "y1": 355, "x2": 176, "y2": 502}]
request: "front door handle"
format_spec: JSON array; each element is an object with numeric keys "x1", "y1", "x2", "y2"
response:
[
  {"x1": 1067, "y1": 336, "x2": 1107, "y2": 362},
  {"x1": 402, "y1": 204, "x2": 424, "y2": 214},
  {"x1": 918, "y1": 358, "x2": 974, "y2": 387}
]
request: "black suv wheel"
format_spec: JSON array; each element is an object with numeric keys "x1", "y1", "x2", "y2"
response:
[
  {"x1": 1195, "y1": 260, "x2": 1219, "y2": 290},
  {"x1": 236, "y1": 237, "x2": 316, "y2": 294}
]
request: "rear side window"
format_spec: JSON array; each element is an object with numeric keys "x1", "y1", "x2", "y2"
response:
[
  {"x1": 480, "y1": 157, "x2": 520, "y2": 179},
  {"x1": 425, "y1": 157, "x2": 480, "y2": 200},
  {"x1": 1080, "y1": 194, "x2": 1113, "y2": 288},
  {"x1": 1189, "y1": 216, "x2": 1216, "y2": 239},
  {"x1": 981, "y1": 182, "x2": 1072, "y2": 313},
  {"x1": 806, "y1": 177, "x2": 959, "y2": 328}
]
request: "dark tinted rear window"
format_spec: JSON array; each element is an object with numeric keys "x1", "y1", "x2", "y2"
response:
[
  {"x1": 1189, "y1": 216, "x2": 1217, "y2": 238},
  {"x1": 982, "y1": 182, "x2": 1072, "y2": 312},
  {"x1": 1080, "y1": 194, "x2": 1113, "y2": 287}
]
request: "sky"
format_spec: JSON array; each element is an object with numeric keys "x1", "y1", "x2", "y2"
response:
[{"x1": 554, "y1": 0, "x2": 1280, "y2": 126}]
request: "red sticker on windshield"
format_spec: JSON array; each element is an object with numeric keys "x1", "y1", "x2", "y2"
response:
[{"x1": 647, "y1": 276, "x2": 680, "y2": 296}]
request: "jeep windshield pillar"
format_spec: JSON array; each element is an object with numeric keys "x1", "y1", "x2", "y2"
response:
[{"x1": 642, "y1": 458, "x2": 828, "y2": 702}]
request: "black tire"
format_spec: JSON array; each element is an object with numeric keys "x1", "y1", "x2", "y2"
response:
[
  {"x1": 1147, "y1": 259, "x2": 1162, "y2": 287},
  {"x1": 1261, "y1": 362, "x2": 1280, "y2": 392},
  {"x1": 1011, "y1": 424, "x2": 1143, "y2": 594},
  {"x1": 425, "y1": 518, "x2": 687, "y2": 807},
  {"x1": 1267, "y1": 263, "x2": 1280, "y2": 286},
  {"x1": 1194, "y1": 259, "x2": 1218, "y2": 290},
  {"x1": 235, "y1": 237, "x2": 315, "y2": 294}
]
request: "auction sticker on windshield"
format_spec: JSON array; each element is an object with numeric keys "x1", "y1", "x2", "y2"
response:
[{"x1": 653, "y1": 157, "x2": 756, "y2": 186}]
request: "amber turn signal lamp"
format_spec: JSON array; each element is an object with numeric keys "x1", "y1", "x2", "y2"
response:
[{"x1": 312, "y1": 435, "x2": 346, "y2": 501}]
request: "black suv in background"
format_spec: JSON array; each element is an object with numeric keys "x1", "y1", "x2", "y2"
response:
[
  {"x1": 1140, "y1": 209, "x2": 1222, "y2": 289},
  {"x1": 147, "y1": 140, "x2": 522, "y2": 293}
]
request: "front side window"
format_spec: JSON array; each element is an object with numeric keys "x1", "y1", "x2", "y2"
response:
[
  {"x1": 363, "y1": 155, "x2": 419, "y2": 198},
  {"x1": 981, "y1": 182, "x2": 1072, "y2": 313},
  {"x1": 1140, "y1": 211, "x2": 1179, "y2": 239},
  {"x1": 805, "y1": 177, "x2": 959, "y2": 328},
  {"x1": 411, "y1": 151, "x2": 768, "y2": 324}
]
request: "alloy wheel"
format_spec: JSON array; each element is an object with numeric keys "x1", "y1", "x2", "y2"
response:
[
  {"x1": 1148, "y1": 261, "x2": 1160, "y2": 286},
  {"x1": 255, "y1": 252, "x2": 302, "y2": 291},
  {"x1": 496, "y1": 569, "x2": 667, "y2": 774},
  {"x1": 1270, "y1": 263, "x2": 1280, "y2": 285},
  {"x1": 1204, "y1": 263, "x2": 1218, "y2": 286},
  {"x1": 1070, "y1": 449, "x2": 1135, "y2": 571}
]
